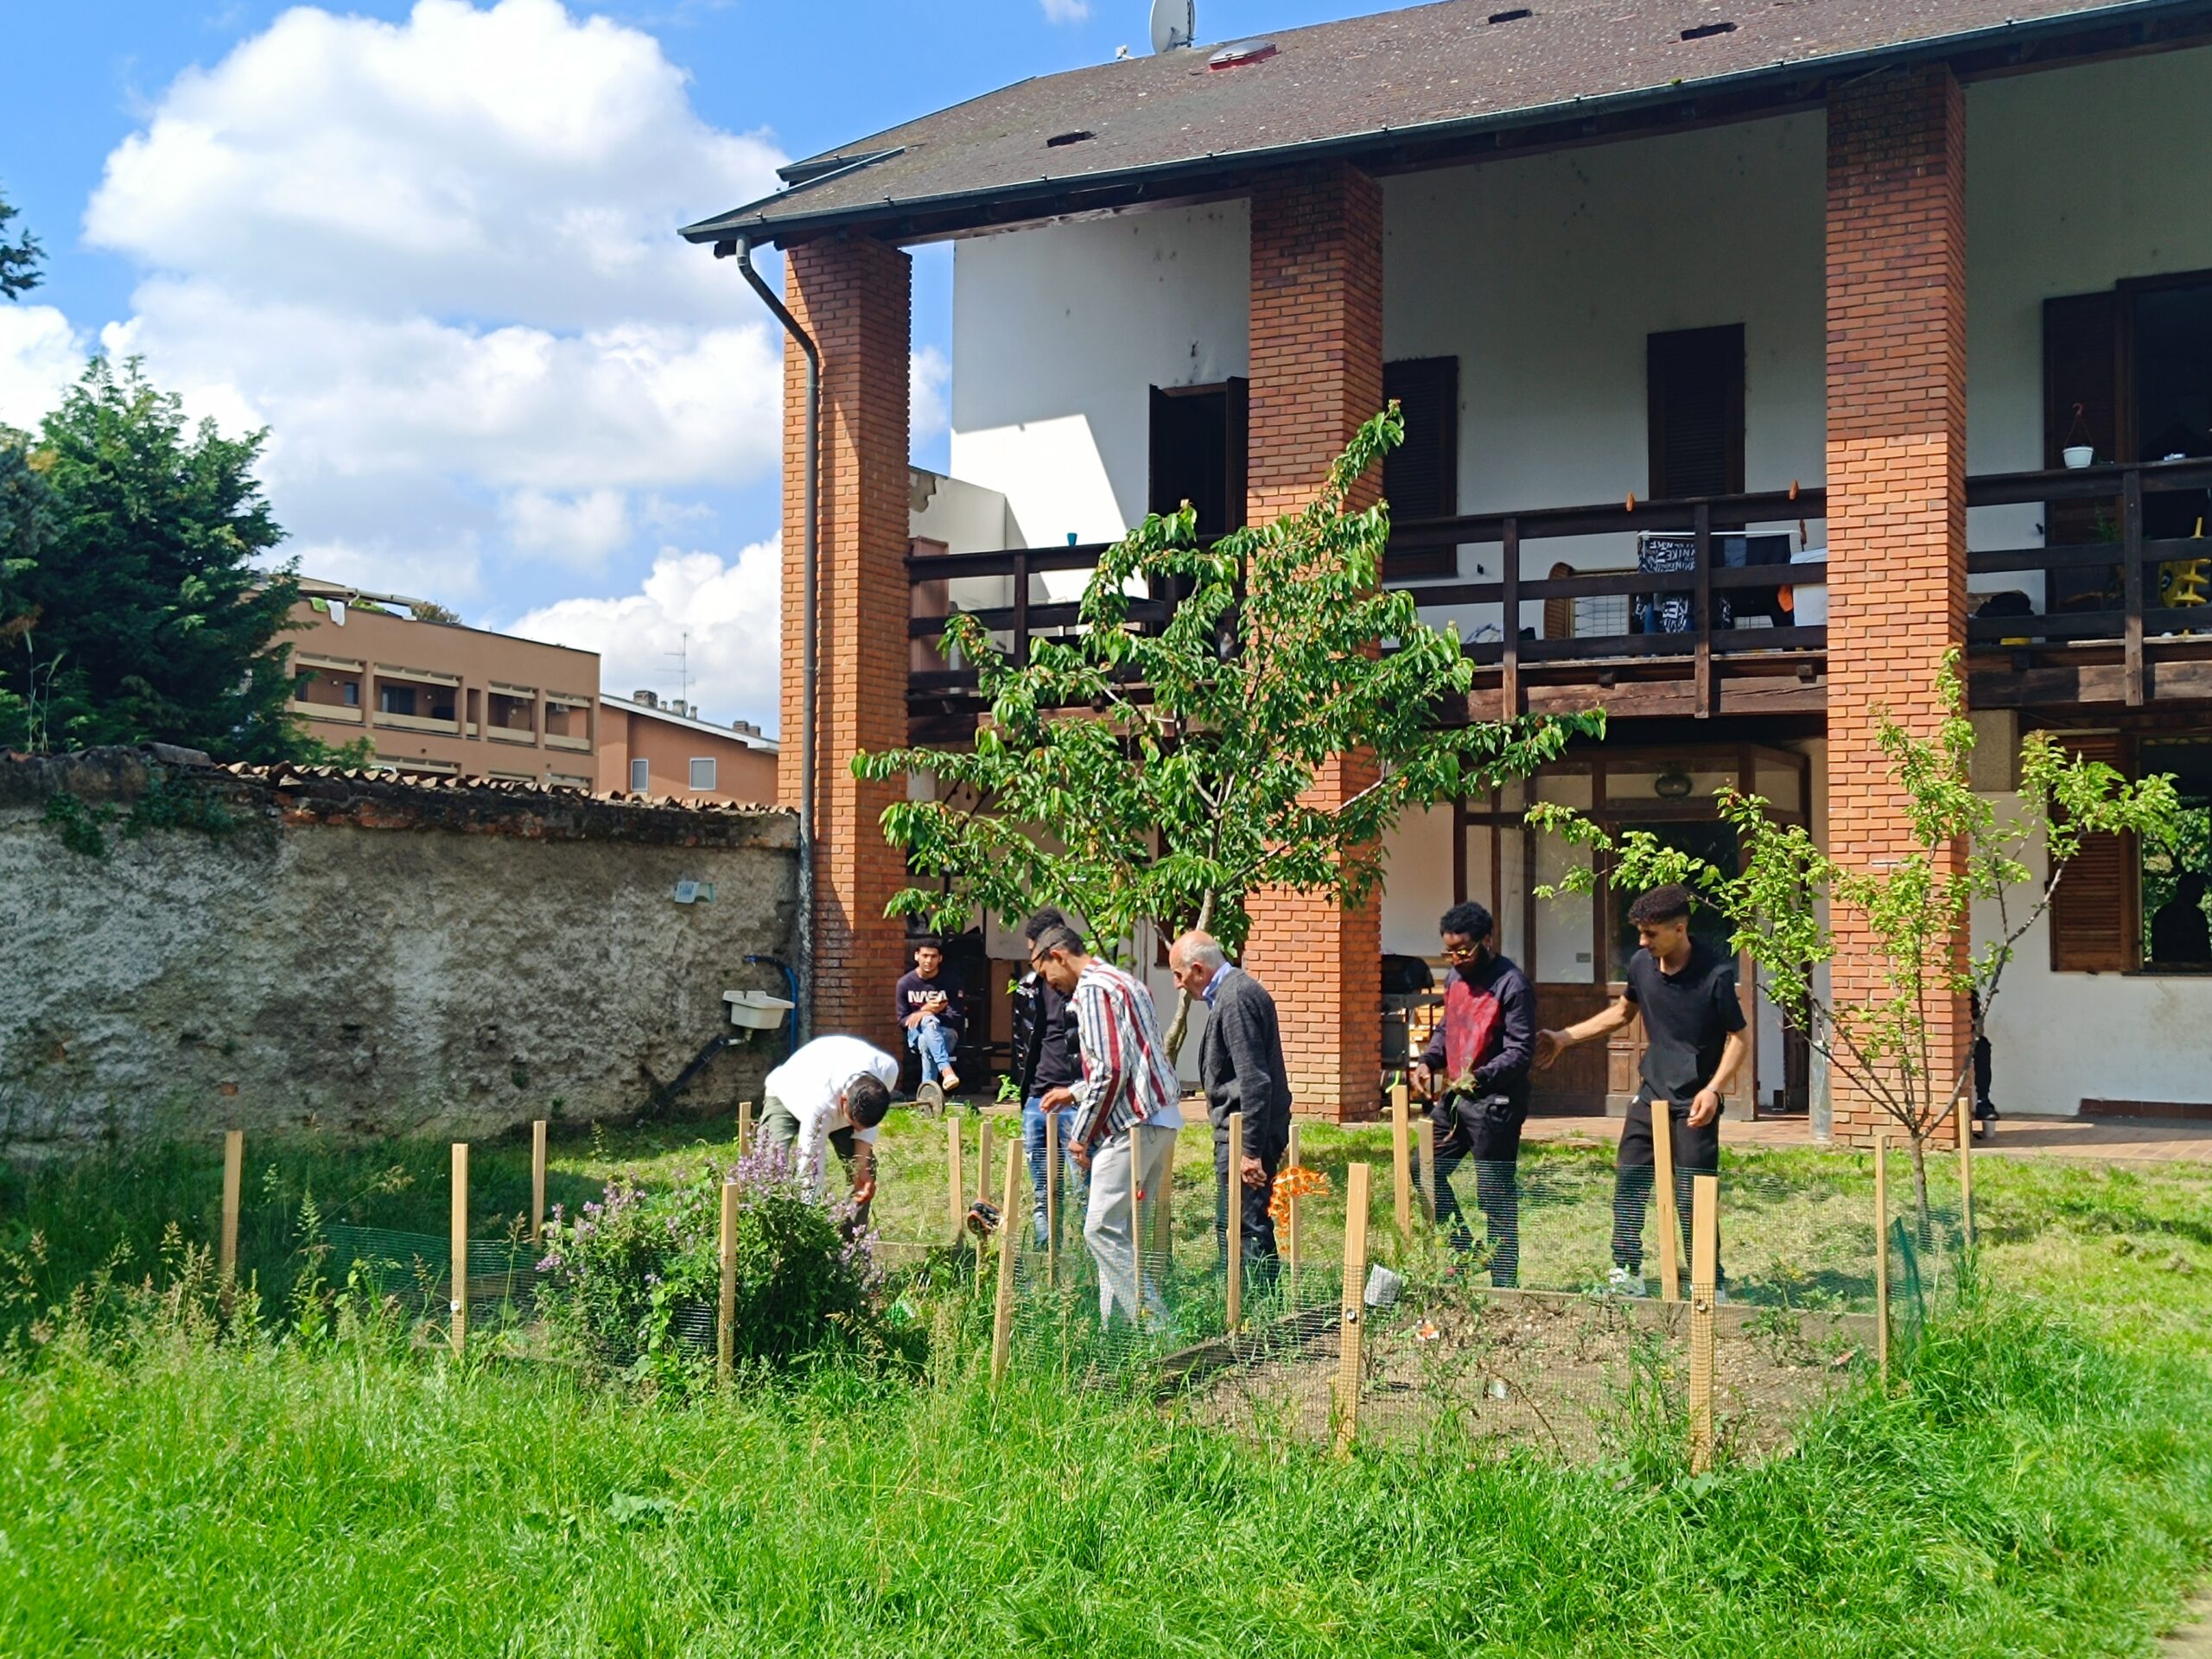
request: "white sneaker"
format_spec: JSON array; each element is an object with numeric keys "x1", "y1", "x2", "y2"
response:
[{"x1": 1607, "y1": 1266, "x2": 1648, "y2": 1299}]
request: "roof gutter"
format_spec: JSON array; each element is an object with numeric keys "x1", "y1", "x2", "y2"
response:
[
  {"x1": 682, "y1": 0, "x2": 2204, "y2": 247},
  {"x1": 720, "y1": 236, "x2": 819, "y2": 1045}
]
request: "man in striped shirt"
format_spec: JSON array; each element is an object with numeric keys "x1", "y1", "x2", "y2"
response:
[{"x1": 1033, "y1": 923, "x2": 1184, "y2": 1325}]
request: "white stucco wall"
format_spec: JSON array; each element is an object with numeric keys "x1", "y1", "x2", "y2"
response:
[
  {"x1": 950, "y1": 200, "x2": 1250, "y2": 554},
  {"x1": 1974, "y1": 804, "x2": 2212, "y2": 1114}
]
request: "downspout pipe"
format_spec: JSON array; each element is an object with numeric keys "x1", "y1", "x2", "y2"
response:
[{"x1": 720, "y1": 235, "x2": 819, "y2": 1043}]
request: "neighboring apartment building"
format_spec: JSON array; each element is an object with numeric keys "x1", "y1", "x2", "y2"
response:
[
  {"x1": 289, "y1": 582, "x2": 601, "y2": 788},
  {"x1": 598, "y1": 690, "x2": 779, "y2": 804},
  {"x1": 683, "y1": 0, "x2": 2212, "y2": 1129}
]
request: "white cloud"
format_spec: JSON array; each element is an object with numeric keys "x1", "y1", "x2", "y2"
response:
[
  {"x1": 52, "y1": 0, "x2": 792, "y2": 620},
  {"x1": 502, "y1": 486, "x2": 632, "y2": 567},
  {"x1": 509, "y1": 536, "x2": 781, "y2": 727},
  {"x1": 0, "y1": 305, "x2": 88, "y2": 429},
  {"x1": 84, "y1": 0, "x2": 781, "y2": 330},
  {"x1": 911, "y1": 345, "x2": 950, "y2": 447},
  {"x1": 1041, "y1": 0, "x2": 1090, "y2": 22}
]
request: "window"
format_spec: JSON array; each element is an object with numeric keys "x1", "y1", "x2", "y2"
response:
[
  {"x1": 629, "y1": 757, "x2": 650, "y2": 793},
  {"x1": 2141, "y1": 737, "x2": 2212, "y2": 972},
  {"x1": 1382, "y1": 357, "x2": 1459, "y2": 580},
  {"x1": 688, "y1": 757, "x2": 716, "y2": 792},
  {"x1": 1647, "y1": 325, "x2": 1745, "y2": 499},
  {"x1": 342, "y1": 681, "x2": 359, "y2": 708},
  {"x1": 378, "y1": 684, "x2": 416, "y2": 717},
  {"x1": 1147, "y1": 380, "x2": 1248, "y2": 536},
  {"x1": 293, "y1": 671, "x2": 313, "y2": 702}
]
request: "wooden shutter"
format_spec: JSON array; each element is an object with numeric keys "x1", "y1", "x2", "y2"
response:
[
  {"x1": 2049, "y1": 731, "x2": 2138, "y2": 973},
  {"x1": 1648, "y1": 325, "x2": 1745, "y2": 499},
  {"x1": 2043, "y1": 291, "x2": 2121, "y2": 550},
  {"x1": 1383, "y1": 357, "x2": 1459, "y2": 579}
]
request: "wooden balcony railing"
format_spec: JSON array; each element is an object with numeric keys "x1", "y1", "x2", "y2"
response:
[
  {"x1": 906, "y1": 465, "x2": 2212, "y2": 727},
  {"x1": 1965, "y1": 459, "x2": 2212, "y2": 708}
]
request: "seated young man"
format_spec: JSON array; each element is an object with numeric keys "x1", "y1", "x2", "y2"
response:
[{"x1": 893, "y1": 936, "x2": 966, "y2": 1107}]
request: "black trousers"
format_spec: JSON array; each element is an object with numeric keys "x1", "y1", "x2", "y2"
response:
[
  {"x1": 1611, "y1": 1096, "x2": 1720, "y2": 1283},
  {"x1": 1433, "y1": 1093, "x2": 1525, "y2": 1287},
  {"x1": 1214, "y1": 1128, "x2": 1281, "y2": 1283}
]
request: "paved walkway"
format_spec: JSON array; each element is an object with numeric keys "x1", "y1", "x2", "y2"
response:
[
  {"x1": 2165, "y1": 1595, "x2": 2212, "y2": 1657},
  {"x1": 1519, "y1": 1113, "x2": 2212, "y2": 1164}
]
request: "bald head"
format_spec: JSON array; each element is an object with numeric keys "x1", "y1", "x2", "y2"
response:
[{"x1": 1169, "y1": 930, "x2": 1230, "y2": 997}]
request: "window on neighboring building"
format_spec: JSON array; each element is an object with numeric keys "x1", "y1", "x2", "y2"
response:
[
  {"x1": 1647, "y1": 325, "x2": 1745, "y2": 499},
  {"x1": 1382, "y1": 356, "x2": 1459, "y2": 580},
  {"x1": 629, "y1": 757, "x2": 650, "y2": 793},
  {"x1": 293, "y1": 671, "x2": 313, "y2": 702},
  {"x1": 342, "y1": 681, "x2": 359, "y2": 707},
  {"x1": 688, "y1": 757, "x2": 716, "y2": 792},
  {"x1": 378, "y1": 684, "x2": 416, "y2": 717},
  {"x1": 1147, "y1": 379, "x2": 1248, "y2": 537}
]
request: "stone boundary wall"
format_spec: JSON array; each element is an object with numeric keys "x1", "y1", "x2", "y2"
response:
[{"x1": 0, "y1": 748, "x2": 799, "y2": 1154}]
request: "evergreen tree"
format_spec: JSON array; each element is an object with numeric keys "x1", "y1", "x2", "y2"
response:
[
  {"x1": 7, "y1": 358, "x2": 302, "y2": 760},
  {"x1": 0, "y1": 188, "x2": 41, "y2": 301}
]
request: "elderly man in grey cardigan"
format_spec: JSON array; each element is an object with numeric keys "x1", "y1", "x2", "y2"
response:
[{"x1": 1170, "y1": 930, "x2": 1293, "y2": 1281}]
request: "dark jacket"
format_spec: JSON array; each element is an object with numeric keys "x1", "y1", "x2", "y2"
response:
[
  {"x1": 1012, "y1": 969, "x2": 1080, "y2": 1098},
  {"x1": 1418, "y1": 950, "x2": 1535, "y2": 1111},
  {"x1": 1197, "y1": 964, "x2": 1293, "y2": 1162}
]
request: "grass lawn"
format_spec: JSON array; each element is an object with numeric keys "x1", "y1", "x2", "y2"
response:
[{"x1": 3, "y1": 1113, "x2": 2209, "y2": 1656}]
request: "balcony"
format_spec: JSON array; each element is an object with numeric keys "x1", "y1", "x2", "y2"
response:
[
  {"x1": 374, "y1": 708, "x2": 461, "y2": 736},
  {"x1": 1963, "y1": 460, "x2": 2212, "y2": 709}
]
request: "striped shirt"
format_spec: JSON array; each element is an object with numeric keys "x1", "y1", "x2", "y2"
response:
[{"x1": 1069, "y1": 958, "x2": 1185, "y2": 1150}]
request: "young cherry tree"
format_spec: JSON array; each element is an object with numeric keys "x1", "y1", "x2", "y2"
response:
[
  {"x1": 855, "y1": 407, "x2": 1600, "y2": 1057},
  {"x1": 1528, "y1": 653, "x2": 2180, "y2": 1228}
]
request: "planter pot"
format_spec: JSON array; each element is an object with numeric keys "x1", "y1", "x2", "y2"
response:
[{"x1": 2063, "y1": 445, "x2": 2094, "y2": 469}]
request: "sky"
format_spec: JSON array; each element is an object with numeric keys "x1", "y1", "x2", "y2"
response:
[{"x1": 0, "y1": 0, "x2": 1372, "y2": 730}]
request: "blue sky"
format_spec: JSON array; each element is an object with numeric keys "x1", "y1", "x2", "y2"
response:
[{"x1": 0, "y1": 0, "x2": 1369, "y2": 725}]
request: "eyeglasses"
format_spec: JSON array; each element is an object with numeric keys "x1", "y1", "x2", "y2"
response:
[{"x1": 1442, "y1": 944, "x2": 1484, "y2": 962}]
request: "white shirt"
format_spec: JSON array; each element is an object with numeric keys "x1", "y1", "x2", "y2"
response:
[{"x1": 763, "y1": 1035, "x2": 899, "y2": 1193}]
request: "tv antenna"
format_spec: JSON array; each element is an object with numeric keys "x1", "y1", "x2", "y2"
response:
[
  {"x1": 1149, "y1": 0, "x2": 1195, "y2": 53},
  {"x1": 665, "y1": 630, "x2": 691, "y2": 713}
]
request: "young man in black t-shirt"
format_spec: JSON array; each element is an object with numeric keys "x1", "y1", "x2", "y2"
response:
[
  {"x1": 1534, "y1": 883, "x2": 1747, "y2": 1296},
  {"x1": 893, "y1": 937, "x2": 966, "y2": 1104}
]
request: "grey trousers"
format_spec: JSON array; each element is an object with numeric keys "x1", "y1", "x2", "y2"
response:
[{"x1": 1084, "y1": 1122, "x2": 1176, "y2": 1326}]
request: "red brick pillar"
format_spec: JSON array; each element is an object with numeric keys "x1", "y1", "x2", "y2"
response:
[
  {"x1": 780, "y1": 236, "x2": 912, "y2": 1052},
  {"x1": 1822, "y1": 68, "x2": 1970, "y2": 1145},
  {"x1": 1241, "y1": 162, "x2": 1386, "y2": 1121}
]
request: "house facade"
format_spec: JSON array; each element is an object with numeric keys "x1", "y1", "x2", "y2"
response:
[
  {"x1": 597, "y1": 690, "x2": 781, "y2": 805},
  {"x1": 687, "y1": 0, "x2": 2212, "y2": 1132}
]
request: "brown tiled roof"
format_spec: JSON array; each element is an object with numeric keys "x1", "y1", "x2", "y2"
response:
[{"x1": 683, "y1": 0, "x2": 2183, "y2": 245}]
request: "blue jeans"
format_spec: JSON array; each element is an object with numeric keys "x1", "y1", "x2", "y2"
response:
[
  {"x1": 906, "y1": 1016, "x2": 957, "y2": 1080},
  {"x1": 1021, "y1": 1095, "x2": 1081, "y2": 1247}
]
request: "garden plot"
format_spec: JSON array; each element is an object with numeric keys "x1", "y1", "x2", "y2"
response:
[{"x1": 1184, "y1": 1287, "x2": 1871, "y2": 1464}]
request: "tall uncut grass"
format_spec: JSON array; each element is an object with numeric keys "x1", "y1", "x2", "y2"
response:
[{"x1": 3, "y1": 1123, "x2": 2210, "y2": 1656}]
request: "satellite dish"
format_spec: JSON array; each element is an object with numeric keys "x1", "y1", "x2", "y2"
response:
[{"x1": 1149, "y1": 0, "x2": 1195, "y2": 53}]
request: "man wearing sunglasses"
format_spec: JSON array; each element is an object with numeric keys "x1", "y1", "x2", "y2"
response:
[{"x1": 1408, "y1": 900, "x2": 1535, "y2": 1286}]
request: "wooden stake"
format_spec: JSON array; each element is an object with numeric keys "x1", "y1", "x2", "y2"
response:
[
  {"x1": 1225, "y1": 1111, "x2": 1244, "y2": 1333},
  {"x1": 976, "y1": 1117, "x2": 995, "y2": 1277},
  {"x1": 990, "y1": 1141, "x2": 1020, "y2": 1389},
  {"x1": 1873, "y1": 1129, "x2": 1891, "y2": 1384},
  {"x1": 1045, "y1": 1109, "x2": 1060, "y2": 1288},
  {"x1": 947, "y1": 1117, "x2": 964, "y2": 1243},
  {"x1": 1651, "y1": 1101, "x2": 1681, "y2": 1303},
  {"x1": 1417, "y1": 1116, "x2": 1437, "y2": 1228},
  {"x1": 530, "y1": 1119, "x2": 548, "y2": 1246},
  {"x1": 1390, "y1": 1083, "x2": 1413, "y2": 1249},
  {"x1": 449, "y1": 1141, "x2": 468, "y2": 1358},
  {"x1": 218, "y1": 1128, "x2": 243, "y2": 1309},
  {"x1": 1129, "y1": 1128, "x2": 1146, "y2": 1337},
  {"x1": 1688, "y1": 1173, "x2": 1719, "y2": 1474},
  {"x1": 1286, "y1": 1122, "x2": 1303, "y2": 1302},
  {"x1": 717, "y1": 1178, "x2": 738, "y2": 1385},
  {"x1": 1153, "y1": 1123, "x2": 1175, "y2": 1275},
  {"x1": 1333, "y1": 1161, "x2": 1371, "y2": 1458},
  {"x1": 736, "y1": 1099, "x2": 753, "y2": 1158},
  {"x1": 1958, "y1": 1109, "x2": 1975, "y2": 1254}
]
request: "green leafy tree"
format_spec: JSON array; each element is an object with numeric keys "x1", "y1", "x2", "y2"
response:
[
  {"x1": 1529, "y1": 654, "x2": 2182, "y2": 1226},
  {"x1": 0, "y1": 188, "x2": 41, "y2": 301},
  {"x1": 856, "y1": 408, "x2": 1600, "y2": 1054},
  {"x1": 3, "y1": 358, "x2": 304, "y2": 761},
  {"x1": 0, "y1": 429, "x2": 60, "y2": 749}
]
